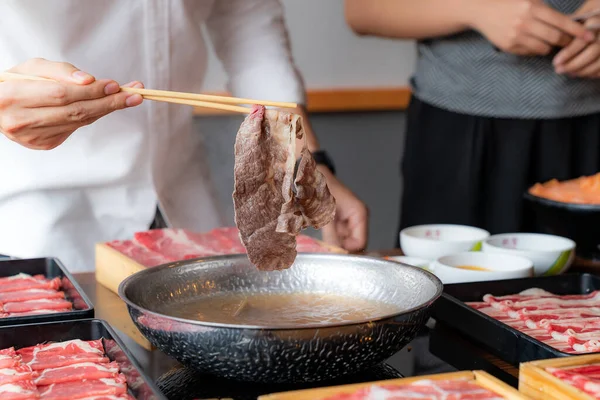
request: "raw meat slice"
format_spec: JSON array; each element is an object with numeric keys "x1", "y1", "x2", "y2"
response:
[
  {"x1": 6, "y1": 310, "x2": 61, "y2": 317},
  {"x1": 0, "y1": 348, "x2": 20, "y2": 369},
  {"x1": 323, "y1": 378, "x2": 504, "y2": 400},
  {"x1": 0, "y1": 274, "x2": 44, "y2": 285},
  {"x1": 207, "y1": 227, "x2": 247, "y2": 253},
  {"x1": 0, "y1": 289, "x2": 65, "y2": 304},
  {"x1": 133, "y1": 229, "x2": 217, "y2": 260},
  {"x1": 105, "y1": 239, "x2": 171, "y2": 268},
  {"x1": 1, "y1": 299, "x2": 72, "y2": 314},
  {"x1": 233, "y1": 105, "x2": 335, "y2": 271},
  {"x1": 0, "y1": 380, "x2": 39, "y2": 400},
  {"x1": 548, "y1": 365, "x2": 600, "y2": 397},
  {"x1": 0, "y1": 365, "x2": 34, "y2": 386},
  {"x1": 19, "y1": 339, "x2": 108, "y2": 371},
  {"x1": 0, "y1": 276, "x2": 60, "y2": 294},
  {"x1": 34, "y1": 361, "x2": 120, "y2": 385},
  {"x1": 38, "y1": 375, "x2": 128, "y2": 400},
  {"x1": 84, "y1": 396, "x2": 134, "y2": 400}
]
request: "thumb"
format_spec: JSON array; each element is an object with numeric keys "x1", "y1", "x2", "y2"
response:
[{"x1": 10, "y1": 58, "x2": 95, "y2": 85}]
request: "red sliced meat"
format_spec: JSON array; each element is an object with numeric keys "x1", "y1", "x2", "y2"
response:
[
  {"x1": 105, "y1": 239, "x2": 171, "y2": 268},
  {"x1": 2, "y1": 299, "x2": 72, "y2": 314},
  {"x1": 0, "y1": 277, "x2": 60, "y2": 294},
  {"x1": 0, "y1": 380, "x2": 39, "y2": 400},
  {"x1": 134, "y1": 229, "x2": 219, "y2": 260},
  {"x1": 83, "y1": 396, "x2": 134, "y2": 400},
  {"x1": 38, "y1": 375, "x2": 127, "y2": 400},
  {"x1": 18, "y1": 339, "x2": 104, "y2": 356},
  {"x1": 207, "y1": 227, "x2": 247, "y2": 253},
  {"x1": 0, "y1": 365, "x2": 34, "y2": 386},
  {"x1": 34, "y1": 361, "x2": 119, "y2": 385},
  {"x1": 23, "y1": 354, "x2": 110, "y2": 371},
  {"x1": 0, "y1": 274, "x2": 44, "y2": 285},
  {"x1": 19, "y1": 339, "x2": 107, "y2": 371},
  {"x1": 0, "y1": 289, "x2": 64, "y2": 304},
  {"x1": 0, "y1": 348, "x2": 20, "y2": 369},
  {"x1": 7, "y1": 310, "x2": 61, "y2": 318}
]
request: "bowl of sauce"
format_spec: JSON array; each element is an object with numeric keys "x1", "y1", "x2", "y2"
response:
[{"x1": 430, "y1": 252, "x2": 533, "y2": 284}]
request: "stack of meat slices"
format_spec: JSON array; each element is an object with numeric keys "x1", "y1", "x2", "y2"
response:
[
  {"x1": 322, "y1": 378, "x2": 504, "y2": 400},
  {"x1": 106, "y1": 226, "x2": 344, "y2": 268},
  {"x1": 0, "y1": 274, "x2": 77, "y2": 318},
  {"x1": 0, "y1": 339, "x2": 133, "y2": 399},
  {"x1": 546, "y1": 363, "x2": 600, "y2": 398},
  {"x1": 468, "y1": 288, "x2": 600, "y2": 353}
]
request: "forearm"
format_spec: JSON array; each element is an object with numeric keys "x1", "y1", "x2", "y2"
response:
[{"x1": 345, "y1": 0, "x2": 479, "y2": 40}]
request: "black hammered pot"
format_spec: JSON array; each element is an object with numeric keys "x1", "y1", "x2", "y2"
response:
[{"x1": 119, "y1": 254, "x2": 442, "y2": 383}]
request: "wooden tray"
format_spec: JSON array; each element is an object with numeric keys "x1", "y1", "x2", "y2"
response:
[
  {"x1": 259, "y1": 371, "x2": 528, "y2": 400},
  {"x1": 519, "y1": 354, "x2": 600, "y2": 400}
]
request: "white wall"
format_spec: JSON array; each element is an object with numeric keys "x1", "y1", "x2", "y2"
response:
[{"x1": 202, "y1": 0, "x2": 416, "y2": 92}]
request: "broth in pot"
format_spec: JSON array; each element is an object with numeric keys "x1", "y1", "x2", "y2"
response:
[{"x1": 157, "y1": 292, "x2": 400, "y2": 327}]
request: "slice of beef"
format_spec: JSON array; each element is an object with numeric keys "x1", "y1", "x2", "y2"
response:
[{"x1": 233, "y1": 105, "x2": 335, "y2": 271}]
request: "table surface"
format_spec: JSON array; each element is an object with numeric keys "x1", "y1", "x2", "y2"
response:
[{"x1": 71, "y1": 250, "x2": 598, "y2": 396}]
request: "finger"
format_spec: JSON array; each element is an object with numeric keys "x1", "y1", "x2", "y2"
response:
[
  {"x1": 321, "y1": 223, "x2": 342, "y2": 247},
  {"x1": 342, "y1": 213, "x2": 368, "y2": 252},
  {"x1": 534, "y1": 6, "x2": 595, "y2": 42},
  {"x1": 575, "y1": 57, "x2": 600, "y2": 77},
  {"x1": 516, "y1": 35, "x2": 552, "y2": 55},
  {"x1": 523, "y1": 20, "x2": 570, "y2": 47},
  {"x1": 9, "y1": 58, "x2": 95, "y2": 85},
  {"x1": 22, "y1": 92, "x2": 141, "y2": 128},
  {"x1": 557, "y1": 43, "x2": 600, "y2": 73},
  {"x1": 0, "y1": 79, "x2": 120, "y2": 108},
  {"x1": 122, "y1": 81, "x2": 145, "y2": 89},
  {"x1": 554, "y1": 39, "x2": 589, "y2": 68}
]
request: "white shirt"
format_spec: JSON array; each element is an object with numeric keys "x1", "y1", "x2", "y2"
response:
[{"x1": 0, "y1": 0, "x2": 305, "y2": 272}]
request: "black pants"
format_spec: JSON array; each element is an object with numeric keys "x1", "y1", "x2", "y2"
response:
[{"x1": 398, "y1": 97, "x2": 600, "y2": 243}]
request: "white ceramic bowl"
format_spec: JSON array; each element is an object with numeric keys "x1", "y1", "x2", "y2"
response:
[
  {"x1": 430, "y1": 252, "x2": 534, "y2": 284},
  {"x1": 400, "y1": 224, "x2": 490, "y2": 260},
  {"x1": 385, "y1": 256, "x2": 432, "y2": 271},
  {"x1": 482, "y1": 233, "x2": 576, "y2": 276}
]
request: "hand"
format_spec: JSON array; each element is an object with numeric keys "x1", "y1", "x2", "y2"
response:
[
  {"x1": 471, "y1": 0, "x2": 594, "y2": 56},
  {"x1": 319, "y1": 167, "x2": 369, "y2": 252},
  {"x1": 0, "y1": 58, "x2": 143, "y2": 150},
  {"x1": 553, "y1": 1, "x2": 600, "y2": 77}
]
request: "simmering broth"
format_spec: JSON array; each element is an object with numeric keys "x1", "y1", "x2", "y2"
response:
[{"x1": 157, "y1": 292, "x2": 399, "y2": 327}]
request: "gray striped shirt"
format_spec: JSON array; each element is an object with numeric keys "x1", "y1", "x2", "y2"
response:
[{"x1": 411, "y1": 0, "x2": 600, "y2": 119}]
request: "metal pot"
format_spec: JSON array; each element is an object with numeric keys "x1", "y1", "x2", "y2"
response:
[{"x1": 119, "y1": 254, "x2": 442, "y2": 383}]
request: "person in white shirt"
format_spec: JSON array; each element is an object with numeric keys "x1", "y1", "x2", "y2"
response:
[{"x1": 0, "y1": 0, "x2": 368, "y2": 272}]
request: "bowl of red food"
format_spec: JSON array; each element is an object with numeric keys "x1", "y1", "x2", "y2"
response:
[{"x1": 524, "y1": 173, "x2": 600, "y2": 262}]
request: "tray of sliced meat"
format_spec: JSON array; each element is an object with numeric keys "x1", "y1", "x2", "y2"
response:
[
  {"x1": 0, "y1": 258, "x2": 94, "y2": 326},
  {"x1": 520, "y1": 353, "x2": 600, "y2": 399},
  {"x1": 431, "y1": 273, "x2": 600, "y2": 367},
  {"x1": 0, "y1": 318, "x2": 165, "y2": 399},
  {"x1": 258, "y1": 370, "x2": 527, "y2": 400}
]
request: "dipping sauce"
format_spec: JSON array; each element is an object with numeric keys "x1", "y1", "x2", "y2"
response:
[
  {"x1": 529, "y1": 173, "x2": 600, "y2": 205},
  {"x1": 455, "y1": 265, "x2": 490, "y2": 271},
  {"x1": 156, "y1": 293, "x2": 399, "y2": 327}
]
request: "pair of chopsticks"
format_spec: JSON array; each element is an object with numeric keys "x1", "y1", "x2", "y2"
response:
[{"x1": 0, "y1": 71, "x2": 297, "y2": 114}]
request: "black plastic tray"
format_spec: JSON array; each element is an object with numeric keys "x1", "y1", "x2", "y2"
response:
[
  {"x1": 431, "y1": 273, "x2": 600, "y2": 367},
  {"x1": 0, "y1": 318, "x2": 166, "y2": 400},
  {"x1": 0, "y1": 258, "x2": 94, "y2": 325}
]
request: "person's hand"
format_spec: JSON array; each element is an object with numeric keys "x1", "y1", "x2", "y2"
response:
[
  {"x1": 319, "y1": 167, "x2": 369, "y2": 253},
  {"x1": 553, "y1": 1, "x2": 600, "y2": 77},
  {"x1": 470, "y1": 0, "x2": 594, "y2": 56},
  {"x1": 0, "y1": 58, "x2": 143, "y2": 150}
]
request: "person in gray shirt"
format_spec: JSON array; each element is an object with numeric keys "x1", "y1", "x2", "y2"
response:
[{"x1": 345, "y1": 0, "x2": 600, "y2": 237}]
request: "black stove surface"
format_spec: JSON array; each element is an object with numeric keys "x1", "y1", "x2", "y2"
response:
[{"x1": 156, "y1": 362, "x2": 403, "y2": 400}]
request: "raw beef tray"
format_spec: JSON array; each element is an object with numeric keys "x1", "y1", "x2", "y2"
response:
[
  {"x1": 0, "y1": 258, "x2": 94, "y2": 326},
  {"x1": 105, "y1": 227, "x2": 345, "y2": 268},
  {"x1": 431, "y1": 273, "x2": 600, "y2": 366},
  {"x1": 0, "y1": 318, "x2": 165, "y2": 399}
]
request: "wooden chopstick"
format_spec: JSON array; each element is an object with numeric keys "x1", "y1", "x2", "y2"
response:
[
  {"x1": 0, "y1": 72, "x2": 296, "y2": 114},
  {"x1": 120, "y1": 87, "x2": 297, "y2": 109}
]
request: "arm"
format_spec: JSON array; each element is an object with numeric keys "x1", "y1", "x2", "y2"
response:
[{"x1": 345, "y1": 0, "x2": 475, "y2": 39}]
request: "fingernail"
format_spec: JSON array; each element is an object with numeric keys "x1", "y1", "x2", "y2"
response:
[
  {"x1": 104, "y1": 82, "x2": 120, "y2": 95},
  {"x1": 125, "y1": 94, "x2": 142, "y2": 107},
  {"x1": 72, "y1": 70, "x2": 93, "y2": 82},
  {"x1": 133, "y1": 82, "x2": 144, "y2": 88}
]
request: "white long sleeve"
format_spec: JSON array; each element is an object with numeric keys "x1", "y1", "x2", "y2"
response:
[{"x1": 206, "y1": 0, "x2": 306, "y2": 104}]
